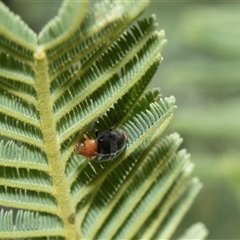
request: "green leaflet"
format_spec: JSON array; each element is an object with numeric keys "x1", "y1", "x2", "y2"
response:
[
  {"x1": 0, "y1": 210, "x2": 63, "y2": 237},
  {"x1": 38, "y1": 1, "x2": 88, "y2": 49},
  {"x1": 0, "y1": 1, "x2": 206, "y2": 239},
  {"x1": 0, "y1": 2, "x2": 36, "y2": 61}
]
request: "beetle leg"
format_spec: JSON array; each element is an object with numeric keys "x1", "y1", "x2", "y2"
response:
[{"x1": 83, "y1": 133, "x2": 89, "y2": 140}]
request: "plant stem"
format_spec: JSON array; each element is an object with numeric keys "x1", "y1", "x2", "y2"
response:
[{"x1": 34, "y1": 49, "x2": 81, "y2": 240}]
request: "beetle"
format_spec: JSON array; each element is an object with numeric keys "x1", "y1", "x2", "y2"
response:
[{"x1": 76, "y1": 128, "x2": 127, "y2": 162}]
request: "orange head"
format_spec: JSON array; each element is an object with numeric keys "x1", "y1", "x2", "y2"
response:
[{"x1": 76, "y1": 134, "x2": 98, "y2": 159}]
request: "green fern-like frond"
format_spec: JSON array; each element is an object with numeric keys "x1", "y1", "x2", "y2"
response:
[
  {"x1": 0, "y1": 1, "x2": 206, "y2": 239},
  {"x1": 0, "y1": 1, "x2": 36, "y2": 61}
]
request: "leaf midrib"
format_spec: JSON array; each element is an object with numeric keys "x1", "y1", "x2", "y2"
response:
[{"x1": 34, "y1": 49, "x2": 80, "y2": 239}]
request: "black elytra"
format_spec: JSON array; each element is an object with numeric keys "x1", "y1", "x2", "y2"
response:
[{"x1": 95, "y1": 129, "x2": 127, "y2": 161}]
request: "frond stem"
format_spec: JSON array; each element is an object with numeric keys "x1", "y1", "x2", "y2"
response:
[{"x1": 34, "y1": 49, "x2": 81, "y2": 240}]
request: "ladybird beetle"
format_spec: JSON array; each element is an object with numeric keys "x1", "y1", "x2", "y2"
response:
[{"x1": 76, "y1": 129, "x2": 127, "y2": 162}]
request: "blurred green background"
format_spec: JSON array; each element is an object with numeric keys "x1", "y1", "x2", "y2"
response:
[{"x1": 3, "y1": 0, "x2": 240, "y2": 239}]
